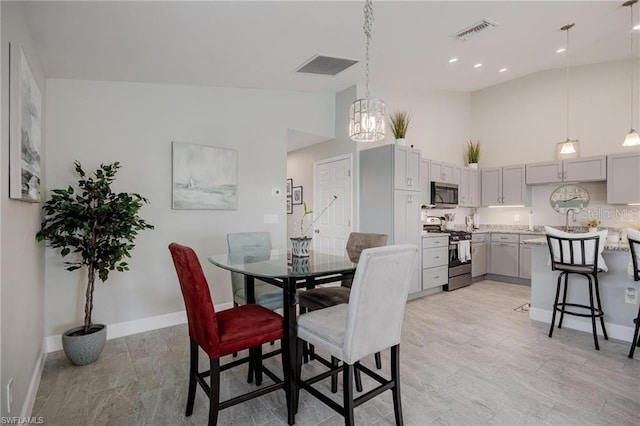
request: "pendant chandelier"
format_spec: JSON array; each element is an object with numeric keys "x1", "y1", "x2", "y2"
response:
[
  {"x1": 623, "y1": 0, "x2": 640, "y2": 147},
  {"x1": 349, "y1": 0, "x2": 385, "y2": 143},
  {"x1": 557, "y1": 23, "x2": 580, "y2": 159}
]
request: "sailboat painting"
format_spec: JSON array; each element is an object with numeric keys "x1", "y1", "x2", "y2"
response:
[{"x1": 172, "y1": 141, "x2": 238, "y2": 210}]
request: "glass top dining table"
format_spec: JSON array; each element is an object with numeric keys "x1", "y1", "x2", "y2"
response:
[{"x1": 207, "y1": 250, "x2": 357, "y2": 425}]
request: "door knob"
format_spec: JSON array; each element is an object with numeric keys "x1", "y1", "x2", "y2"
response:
[{"x1": 314, "y1": 229, "x2": 320, "y2": 234}]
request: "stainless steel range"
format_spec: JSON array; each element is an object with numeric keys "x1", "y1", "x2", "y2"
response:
[{"x1": 423, "y1": 217, "x2": 472, "y2": 291}]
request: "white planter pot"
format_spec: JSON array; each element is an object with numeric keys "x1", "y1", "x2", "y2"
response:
[
  {"x1": 395, "y1": 138, "x2": 407, "y2": 146},
  {"x1": 589, "y1": 227, "x2": 598, "y2": 233},
  {"x1": 468, "y1": 163, "x2": 478, "y2": 169}
]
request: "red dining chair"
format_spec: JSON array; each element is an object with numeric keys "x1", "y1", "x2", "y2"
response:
[{"x1": 168, "y1": 243, "x2": 286, "y2": 425}]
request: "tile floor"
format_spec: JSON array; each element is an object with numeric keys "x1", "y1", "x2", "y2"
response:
[{"x1": 34, "y1": 281, "x2": 640, "y2": 425}]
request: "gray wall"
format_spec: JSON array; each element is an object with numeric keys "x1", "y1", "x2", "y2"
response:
[{"x1": 1, "y1": 1, "x2": 47, "y2": 417}]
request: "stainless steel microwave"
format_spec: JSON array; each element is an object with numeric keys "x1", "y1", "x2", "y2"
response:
[{"x1": 430, "y1": 182, "x2": 458, "y2": 208}]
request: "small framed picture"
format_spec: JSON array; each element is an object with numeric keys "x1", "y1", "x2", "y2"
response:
[
  {"x1": 286, "y1": 178, "x2": 293, "y2": 196},
  {"x1": 286, "y1": 196, "x2": 293, "y2": 214},
  {"x1": 292, "y1": 186, "x2": 303, "y2": 205}
]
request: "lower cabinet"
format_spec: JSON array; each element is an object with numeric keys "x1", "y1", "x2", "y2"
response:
[
  {"x1": 472, "y1": 242, "x2": 487, "y2": 277},
  {"x1": 489, "y1": 234, "x2": 519, "y2": 277},
  {"x1": 519, "y1": 244, "x2": 532, "y2": 279},
  {"x1": 421, "y1": 236, "x2": 448, "y2": 291}
]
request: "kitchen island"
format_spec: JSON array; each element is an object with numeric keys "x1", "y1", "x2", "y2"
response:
[{"x1": 523, "y1": 237, "x2": 637, "y2": 342}]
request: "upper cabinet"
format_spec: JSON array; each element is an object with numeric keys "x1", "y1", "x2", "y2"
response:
[
  {"x1": 430, "y1": 160, "x2": 460, "y2": 185},
  {"x1": 481, "y1": 165, "x2": 528, "y2": 207},
  {"x1": 394, "y1": 145, "x2": 421, "y2": 192},
  {"x1": 526, "y1": 156, "x2": 606, "y2": 185},
  {"x1": 607, "y1": 152, "x2": 640, "y2": 204},
  {"x1": 459, "y1": 167, "x2": 480, "y2": 207}
]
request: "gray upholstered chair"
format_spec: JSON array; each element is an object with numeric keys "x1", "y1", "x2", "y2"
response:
[
  {"x1": 298, "y1": 232, "x2": 388, "y2": 391},
  {"x1": 295, "y1": 245, "x2": 418, "y2": 425},
  {"x1": 227, "y1": 232, "x2": 283, "y2": 311},
  {"x1": 227, "y1": 232, "x2": 283, "y2": 384},
  {"x1": 627, "y1": 232, "x2": 640, "y2": 358}
]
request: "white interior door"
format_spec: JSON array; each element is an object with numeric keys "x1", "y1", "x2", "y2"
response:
[{"x1": 313, "y1": 156, "x2": 352, "y2": 255}]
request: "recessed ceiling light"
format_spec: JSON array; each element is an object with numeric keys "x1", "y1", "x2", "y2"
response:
[
  {"x1": 499, "y1": 68, "x2": 507, "y2": 73},
  {"x1": 634, "y1": 24, "x2": 640, "y2": 30},
  {"x1": 449, "y1": 57, "x2": 459, "y2": 63},
  {"x1": 556, "y1": 48, "x2": 566, "y2": 53},
  {"x1": 473, "y1": 63, "x2": 483, "y2": 68}
]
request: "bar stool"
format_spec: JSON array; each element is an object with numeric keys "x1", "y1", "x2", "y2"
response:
[
  {"x1": 295, "y1": 245, "x2": 418, "y2": 426},
  {"x1": 545, "y1": 227, "x2": 609, "y2": 350},
  {"x1": 626, "y1": 232, "x2": 640, "y2": 358},
  {"x1": 168, "y1": 243, "x2": 286, "y2": 425}
]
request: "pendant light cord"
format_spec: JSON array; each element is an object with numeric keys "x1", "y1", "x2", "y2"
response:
[
  {"x1": 562, "y1": 24, "x2": 574, "y2": 141},
  {"x1": 363, "y1": 0, "x2": 374, "y2": 99},
  {"x1": 631, "y1": 2, "x2": 635, "y2": 130}
]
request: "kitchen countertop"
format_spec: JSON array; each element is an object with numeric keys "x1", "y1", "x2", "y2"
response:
[{"x1": 522, "y1": 237, "x2": 630, "y2": 252}]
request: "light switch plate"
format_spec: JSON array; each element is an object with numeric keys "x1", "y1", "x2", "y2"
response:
[{"x1": 625, "y1": 287, "x2": 637, "y2": 304}]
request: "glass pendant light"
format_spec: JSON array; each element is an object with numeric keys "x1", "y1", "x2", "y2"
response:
[
  {"x1": 557, "y1": 23, "x2": 580, "y2": 159},
  {"x1": 623, "y1": 0, "x2": 640, "y2": 146},
  {"x1": 349, "y1": 0, "x2": 385, "y2": 143}
]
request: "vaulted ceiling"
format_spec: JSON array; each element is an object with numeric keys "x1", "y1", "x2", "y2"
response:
[{"x1": 22, "y1": 1, "x2": 636, "y2": 94}]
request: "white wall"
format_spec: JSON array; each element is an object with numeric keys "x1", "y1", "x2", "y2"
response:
[
  {"x1": 1, "y1": 1, "x2": 47, "y2": 417},
  {"x1": 44, "y1": 79, "x2": 335, "y2": 338},
  {"x1": 358, "y1": 87, "x2": 472, "y2": 164},
  {"x1": 471, "y1": 59, "x2": 640, "y2": 227},
  {"x1": 287, "y1": 86, "x2": 357, "y2": 239}
]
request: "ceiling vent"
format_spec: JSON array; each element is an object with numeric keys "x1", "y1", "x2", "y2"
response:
[
  {"x1": 295, "y1": 55, "x2": 358, "y2": 76},
  {"x1": 452, "y1": 19, "x2": 498, "y2": 41}
]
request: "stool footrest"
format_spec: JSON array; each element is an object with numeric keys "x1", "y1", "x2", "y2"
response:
[{"x1": 554, "y1": 302, "x2": 604, "y2": 318}]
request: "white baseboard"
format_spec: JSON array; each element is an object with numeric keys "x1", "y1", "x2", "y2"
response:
[
  {"x1": 22, "y1": 341, "x2": 46, "y2": 416},
  {"x1": 530, "y1": 307, "x2": 635, "y2": 342},
  {"x1": 45, "y1": 302, "x2": 233, "y2": 353}
]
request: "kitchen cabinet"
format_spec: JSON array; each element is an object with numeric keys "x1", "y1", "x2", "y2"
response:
[
  {"x1": 422, "y1": 236, "x2": 449, "y2": 290},
  {"x1": 519, "y1": 244, "x2": 532, "y2": 279},
  {"x1": 430, "y1": 160, "x2": 460, "y2": 185},
  {"x1": 489, "y1": 234, "x2": 519, "y2": 277},
  {"x1": 481, "y1": 165, "x2": 527, "y2": 206},
  {"x1": 471, "y1": 233, "x2": 487, "y2": 278},
  {"x1": 360, "y1": 144, "x2": 422, "y2": 295},
  {"x1": 607, "y1": 152, "x2": 640, "y2": 204},
  {"x1": 394, "y1": 145, "x2": 421, "y2": 191},
  {"x1": 420, "y1": 159, "x2": 431, "y2": 205},
  {"x1": 526, "y1": 156, "x2": 607, "y2": 185},
  {"x1": 460, "y1": 167, "x2": 481, "y2": 207}
]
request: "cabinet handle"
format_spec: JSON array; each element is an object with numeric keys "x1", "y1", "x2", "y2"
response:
[
  {"x1": 434, "y1": 256, "x2": 440, "y2": 259},
  {"x1": 563, "y1": 171, "x2": 567, "y2": 179},
  {"x1": 442, "y1": 173, "x2": 445, "y2": 180},
  {"x1": 408, "y1": 195, "x2": 413, "y2": 204},
  {"x1": 434, "y1": 275, "x2": 440, "y2": 279},
  {"x1": 557, "y1": 172, "x2": 562, "y2": 180},
  {"x1": 407, "y1": 177, "x2": 411, "y2": 187}
]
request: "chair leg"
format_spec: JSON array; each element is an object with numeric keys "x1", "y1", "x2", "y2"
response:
[
  {"x1": 343, "y1": 363, "x2": 355, "y2": 426},
  {"x1": 587, "y1": 275, "x2": 600, "y2": 351},
  {"x1": 391, "y1": 345, "x2": 404, "y2": 426},
  {"x1": 247, "y1": 350, "x2": 254, "y2": 384},
  {"x1": 375, "y1": 352, "x2": 382, "y2": 370},
  {"x1": 331, "y1": 356, "x2": 339, "y2": 393},
  {"x1": 354, "y1": 363, "x2": 363, "y2": 393},
  {"x1": 630, "y1": 314, "x2": 640, "y2": 358},
  {"x1": 186, "y1": 339, "x2": 198, "y2": 417},
  {"x1": 208, "y1": 358, "x2": 220, "y2": 426},
  {"x1": 558, "y1": 272, "x2": 569, "y2": 329},
  {"x1": 295, "y1": 338, "x2": 304, "y2": 414},
  {"x1": 255, "y1": 345, "x2": 263, "y2": 386},
  {"x1": 593, "y1": 276, "x2": 608, "y2": 340},
  {"x1": 309, "y1": 343, "x2": 316, "y2": 360},
  {"x1": 549, "y1": 273, "x2": 563, "y2": 338}
]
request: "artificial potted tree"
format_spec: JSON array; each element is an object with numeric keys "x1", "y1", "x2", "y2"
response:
[
  {"x1": 466, "y1": 140, "x2": 481, "y2": 168},
  {"x1": 36, "y1": 161, "x2": 153, "y2": 365},
  {"x1": 388, "y1": 110, "x2": 412, "y2": 146}
]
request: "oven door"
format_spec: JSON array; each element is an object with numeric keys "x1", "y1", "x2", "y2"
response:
[{"x1": 449, "y1": 242, "x2": 471, "y2": 268}]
